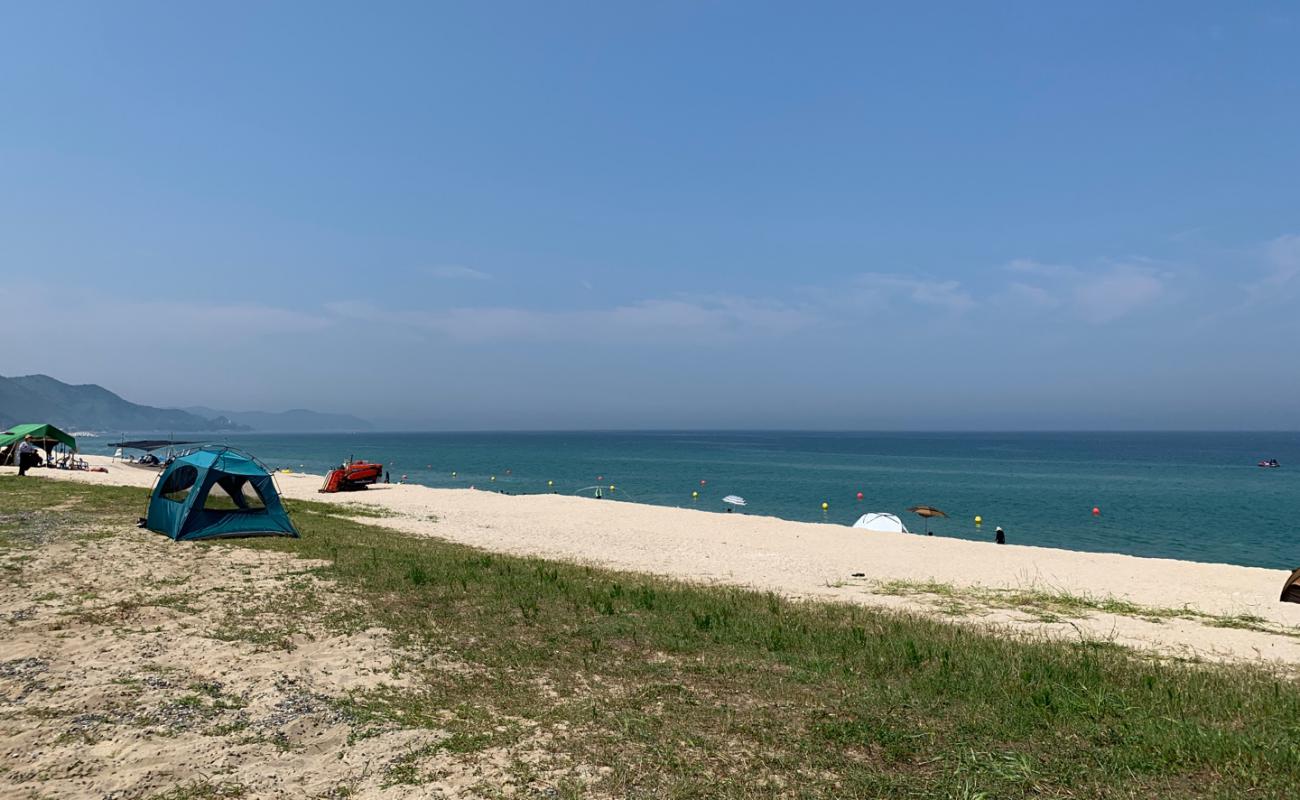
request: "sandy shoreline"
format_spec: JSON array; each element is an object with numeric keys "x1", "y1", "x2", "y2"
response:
[{"x1": 11, "y1": 454, "x2": 1300, "y2": 666}]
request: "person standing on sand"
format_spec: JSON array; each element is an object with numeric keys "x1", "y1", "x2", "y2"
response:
[
  {"x1": 16, "y1": 435, "x2": 38, "y2": 477},
  {"x1": 995, "y1": 526, "x2": 1005, "y2": 545}
]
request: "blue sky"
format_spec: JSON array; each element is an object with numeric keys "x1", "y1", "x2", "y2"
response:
[{"x1": 2, "y1": 2, "x2": 1298, "y2": 429}]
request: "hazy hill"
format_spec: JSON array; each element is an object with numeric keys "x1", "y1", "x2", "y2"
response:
[
  {"x1": 183, "y1": 406, "x2": 373, "y2": 433},
  {"x1": 0, "y1": 374, "x2": 241, "y2": 432}
]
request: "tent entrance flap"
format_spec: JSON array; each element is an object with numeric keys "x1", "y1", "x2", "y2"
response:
[{"x1": 206, "y1": 475, "x2": 269, "y2": 511}]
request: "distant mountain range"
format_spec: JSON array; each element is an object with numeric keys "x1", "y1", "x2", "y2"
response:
[
  {"x1": 0, "y1": 374, "x2": 370, "y2": 433},
  {"x1": 0, "y1": 374, "x2": 238, "y2": 432},
  {"x1": 182, "y1": 407, "x2": 372, "y2": 433}
]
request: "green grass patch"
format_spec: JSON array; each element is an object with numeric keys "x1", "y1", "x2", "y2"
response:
[
  {"x1": 332, "y1": 502, "x2": 402, "y2": 518},
  {"x1": 4, "y1": 476, "x2": 1300, "y2": 797},
  {"x1": 146, "y1": 781, "x2": 246, "y2": 799}
]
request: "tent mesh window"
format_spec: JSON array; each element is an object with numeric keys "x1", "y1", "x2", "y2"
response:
[
  {"x1": 203, "y1": 477, "x2": 268, "y2": 512},
  {"x1": 159, "y1": 465, "x2": 199, "y2": 502}
]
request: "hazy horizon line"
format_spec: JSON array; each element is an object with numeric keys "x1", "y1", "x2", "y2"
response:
[{"x1": 125, "y1": 427, "x2": 1300, "y2": 436}]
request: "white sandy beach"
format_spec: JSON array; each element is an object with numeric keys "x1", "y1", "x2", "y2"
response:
[{"x1": 15, "y1": 454, "x2": 1300, "y2": 666}]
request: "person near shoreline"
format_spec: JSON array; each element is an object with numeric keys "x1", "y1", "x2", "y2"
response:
[
  {"x1": 995, "y1": 526, "x2": 1005, "y2": 545},
  {"x1": 16, "y1": 435, "x2": 39, "y2": 477}
]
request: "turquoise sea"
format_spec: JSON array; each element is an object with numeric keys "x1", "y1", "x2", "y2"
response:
[{"x1": 91, "y1": 431, "x2": 1300, "y2": 570}]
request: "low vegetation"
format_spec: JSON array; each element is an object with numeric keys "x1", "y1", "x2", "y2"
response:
[
  {"x1": 4, "y1": 476, "x2": 1300, "y2": 798},
  {"x1": 871, "y1": 579, "x2": 1300, "y2": 638}
]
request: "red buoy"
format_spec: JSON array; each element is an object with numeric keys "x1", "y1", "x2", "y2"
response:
[
  {"x1": 856, "y1": 492, "x2": 864, "y2": 500},
  {"x1": 700, "y1": 479, "x2": 707, "y2": 486},
  {"x1": 1092, "y1": 507, "x2": 1101, "y2": 516}
]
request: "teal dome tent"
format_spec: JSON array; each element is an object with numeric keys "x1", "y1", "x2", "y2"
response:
[{"x1": 146, "y1": 447, "x2": 299, "y2": 541}]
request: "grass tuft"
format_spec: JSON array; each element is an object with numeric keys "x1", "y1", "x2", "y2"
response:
[{"x1": 873, "y1": 579, "x2": 1300, "y2": 639}]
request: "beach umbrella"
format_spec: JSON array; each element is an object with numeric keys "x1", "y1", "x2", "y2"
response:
[
  {"x1": 722, "y1": 495, "x2": 747, "y2": 507},
  {"x1": 906, "y1": 505, "x2": 947, "y2": 535}
]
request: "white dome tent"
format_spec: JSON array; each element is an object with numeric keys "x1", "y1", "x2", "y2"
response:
[{"x1": 851, "y1": 512, "x2": 910, "y2": 534}]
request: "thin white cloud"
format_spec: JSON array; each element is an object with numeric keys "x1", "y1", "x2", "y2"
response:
[
  {"x1": 97, "y1": 301, "x2": 331, "y2": 336},
  {"x1": 999, "y1": 258, "x2": 1169, "y2": 323},
  {"x1": 427, "y1": 265, "x2": 492, "y2": 281},
  {"x1": 324, "y1": 295, "x2": 812, "y2": 344},
  {"x1": 1003, "y1": 258, "x2": 1079, "y2": 278},
  {"x1": 1, "y1": 296, "x2": 334, "y2": 397},
  {"x1": 0, "y1": 279, "x2": 335, "y2": 336},
  {"x1": 1002, "y1": 282, "x2": 1061, "y2": 310},
  {"x1": 852, "y1": 273, "x2": 975, "y2": 311},
  {"x1": 1072, "y1": 266, "x2": 1167, "y2": 323},
  {"x1": 1243, "y1": 234, "x2": 1300, "y2": 304}
]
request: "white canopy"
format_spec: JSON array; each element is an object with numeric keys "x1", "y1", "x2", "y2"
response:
[
  {"x1": 852, "y1": 512, "x2": 909, "y2": 534},
  {"x1": 722, "y1": 495, "x2": 747, "y2": 506}
]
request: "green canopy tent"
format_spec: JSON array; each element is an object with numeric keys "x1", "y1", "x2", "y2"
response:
[
  {"x1": 0, "y1": 423, "x2": 77, "y2": 466},
  {"x1": 145, "y1": 446, "x2": 299, "y2": 541}
]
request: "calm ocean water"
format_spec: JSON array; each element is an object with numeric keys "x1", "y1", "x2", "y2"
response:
[{"x1": 91, "y1": 431, "x2": 1300, "y2": 570}]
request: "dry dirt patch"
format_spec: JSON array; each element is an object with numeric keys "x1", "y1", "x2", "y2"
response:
[{"x1": 0, "y1": 525, "x2": 551, "y2": 799}]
